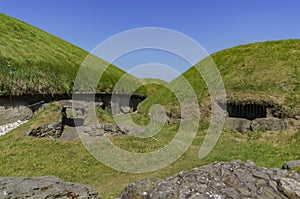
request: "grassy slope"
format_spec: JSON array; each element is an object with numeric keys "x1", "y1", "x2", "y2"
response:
[
  {"x1": 139, "y1": 40, "x2": 300, "y2": 115},
  {"x1": 0, "y1": 13, "x2": 146, "y2": 96},
  {"x1": 140, "y1": 78, "x2": 168, "y2": 96}
]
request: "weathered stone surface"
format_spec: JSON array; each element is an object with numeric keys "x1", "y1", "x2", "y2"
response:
[
  {"x1": 251, "y1": 118, "x2": 287, "y2": 131},
  {"x1": 0, "y1": 99, "x2": 33, "y2": 125},
  {"x1": 226, "y1": 117, "x2": 251, "y2": 133},
  {"x1": 149, "y1": 105, "x2": 168, "y2": 125},
  {"x1": 28, "y1": 121, "x2": 63, "y2": 138},
  {"x1": 120, "y1": 105, "x2": 131, "y2": 114},
  {"x1": 0, "y1": 176, "x2": 100, "y2": 198},
  {"x1": 119, "y1": 160, "x2": 300, "y2": 199},
  {"x1": 278, "y1": 178, "x2": 300, "y2": 199},
  {"x1": 283, "y1": 160, "x2": 300, "y2": 170}
]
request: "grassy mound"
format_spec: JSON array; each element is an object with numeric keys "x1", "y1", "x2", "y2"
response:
[
  {"x1": 139, "y1": 40, "x2": 300, "y2": 116},
  {"x1": 0, "y1": 13, "x2": 146, "y2": 96},
  {"x1": 140, "y1": 78, "x2": 168, "y2": 96}
]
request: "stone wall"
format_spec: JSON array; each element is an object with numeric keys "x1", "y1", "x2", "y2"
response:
[
  {"x1": 0, "y1": 98, "x2": 33, "y2": 125},
  {"x1": 226, "y1": 117, "x2": 288, "y2": 133},
  {"x1": 28, "y1": 121, "x2": 63, "y2": 138}
]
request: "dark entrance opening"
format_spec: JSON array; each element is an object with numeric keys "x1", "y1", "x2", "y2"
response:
[{"x1": 226, "y1": 103, "x2": 268, "y2": 120}]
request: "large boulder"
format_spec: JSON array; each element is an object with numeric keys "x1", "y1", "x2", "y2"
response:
[
  {"x1": 251, "y1": 118, "x2": 287, "y2": 131},
  {"x1": 119, "y1": 160, "x2": 300, "y2": 199},
  {"x1": 225, "y1": 117, "x2": 251, "y2": 133},
  {"x1": 0, "y1": 176, "x2": 100, "y2": 198},
  {"x1": 0, "y1": 99, "x2": 33, "y2": 125}
]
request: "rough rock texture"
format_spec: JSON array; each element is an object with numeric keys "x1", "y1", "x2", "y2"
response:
[
  {"x1": 225, "y1": 117, "x2": 251, "y2": 133},
  {"x1": 278, "y1": 178, "x2": 300, "y2": 199},
  {"x1": 0, "y1": 176, "x2": 100, "y2": 199},
  {"x1": 0, "y1": 99, "x2": 33, "y2": 125},
  {"x1": 283, "y1": 160, "x2": 300, "y2": 170},
  {"x1": 226, "y1": 117, "x2": 287, "y2": 133},
  {"x1": 28, "y1": 121, "x2": 63, "y2": 138},
  {"x1": 119, "y1": 160, "x2": 300, "y2": 199},
  {"x1": 251, "y1": 118, "x2": 287, "y2": 131},
  {"x1": 83, "y1": 123, "x2": 145, "y2": 137}
]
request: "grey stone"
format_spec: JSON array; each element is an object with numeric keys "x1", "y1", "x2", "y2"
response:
[
  {"x1": 119, "y1": 160, "x2": 300, "y2": 199},
  {"x1": 278, "y1": 178, "x2": 300, "y2": 199},
  {"x1": 83, "y1": 126, "x2": 92, "y2": 133},
  {"x1": 88, "y1": 129, "x2": 104, "y2": 137},
  {"x1": 120, "y1": 105, "x2": 131, "y2": 114},
  {"x1": 251, "y1": 118, "x2": 287, "y2": 131},
  {"x1": 0, "y1": 99, "x2": 33, "y2": 125},
  {"x1": 104, "y1": 124, "x2": 113, "y2": 132},
  {"x1": 28, "y1": 121, "x2": 63, "y2": 138},
  {"x1": 253, "y1": 171, "x2": 270, "y2": 180},
  {"x1": 282, "y1": 160, "x2": 300, "y2": 170},
  {"x1": 0, "y1": 176, "x2": 100, "y2": 198},
  {"x1": 225, "y1": 117, "x2": 251, "y2": 133}
]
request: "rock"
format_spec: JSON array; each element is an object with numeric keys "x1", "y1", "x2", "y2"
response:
[
  {"x1": 251, "y1": 118, "x2": 287, "y2": 131},
  {"x1": 0, "y1": 176, "x2": 100, "y2": 198},
  {"x1": 149, "y1": 105, "x2": 168, "y2": 125},
  {"x1": 0, "y1": 99, "x2": 33, "y2": 125},
  {"x1": 278, "y1": 178, "x2": 300, "y2": 199},
  {"x1": 87, "y1": 129, "x2": 104, "y2": 137},
  {"x1": 83, "y1": 126, "x2": 92, "y2": 133},
  {"x1": 119, "y1": 160, "x2": 300, "y2": 199},
  {"x1": 104, "y1": 124, "x2": 114, "y2": 132},
  {"x1": 225, "y1": 117, "x2": 251, "y2": 133},
  {"x1": 283, "y1": 160, "x2": 300, "y2": 170},
  {"x1": 28, "y1": 121, "x2": 63, "y2": 138},
  {"x1": 120, "y1": 105, "x2": 131, "y2": 114}
]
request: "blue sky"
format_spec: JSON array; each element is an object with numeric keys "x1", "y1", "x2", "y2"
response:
[{"x1": 1, "y1": 1, "x2": 300, "y2": 80}]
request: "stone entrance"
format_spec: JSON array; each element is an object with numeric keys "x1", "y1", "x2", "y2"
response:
[{"x1": 226, "y1": 103, "x2": 269, "y2": 120}]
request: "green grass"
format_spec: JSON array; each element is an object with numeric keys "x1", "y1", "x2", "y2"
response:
[
  {"x1": 139, "y1": 40, "x2": 300, "y2": 116},
  {"x1": 0, "y1": 13, "x2": 146, "y2": 96},
  {"x1": 0, "y1": 104, "x2": 299, "y2": 198},
  {"x1": 140, "y1": 78, "x2": 168, "y2": 96}
]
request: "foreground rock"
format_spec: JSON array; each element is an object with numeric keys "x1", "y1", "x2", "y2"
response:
[
  {"x1": 0, "y1": 176, "x2": 100, "y2": 199},
  {"x1": 119, "y1": 160, "x2": 300, "y2": 199}
]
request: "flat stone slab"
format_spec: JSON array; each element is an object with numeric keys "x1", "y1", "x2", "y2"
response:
[
  {"x1": 226, "y1": 117, "x2": 251, "y2": 133},
  {"x1": 0, "y1": 176, "x2": 100, "y2": 198}
]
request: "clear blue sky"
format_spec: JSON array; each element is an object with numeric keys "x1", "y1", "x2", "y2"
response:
[{"x1": 1, "y1": 1, "x2": 300, "y2": 80}]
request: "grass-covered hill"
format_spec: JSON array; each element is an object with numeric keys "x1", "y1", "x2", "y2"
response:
[
  {"x1": 139, "y1": 40, "x2": 300, "y2": 117},
  {"x1": 0, "y1": 13, "x2": 146, "y2": 96},
  {"x1": 140, "y1": 78, "x2": 167, "y2": 96}
]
